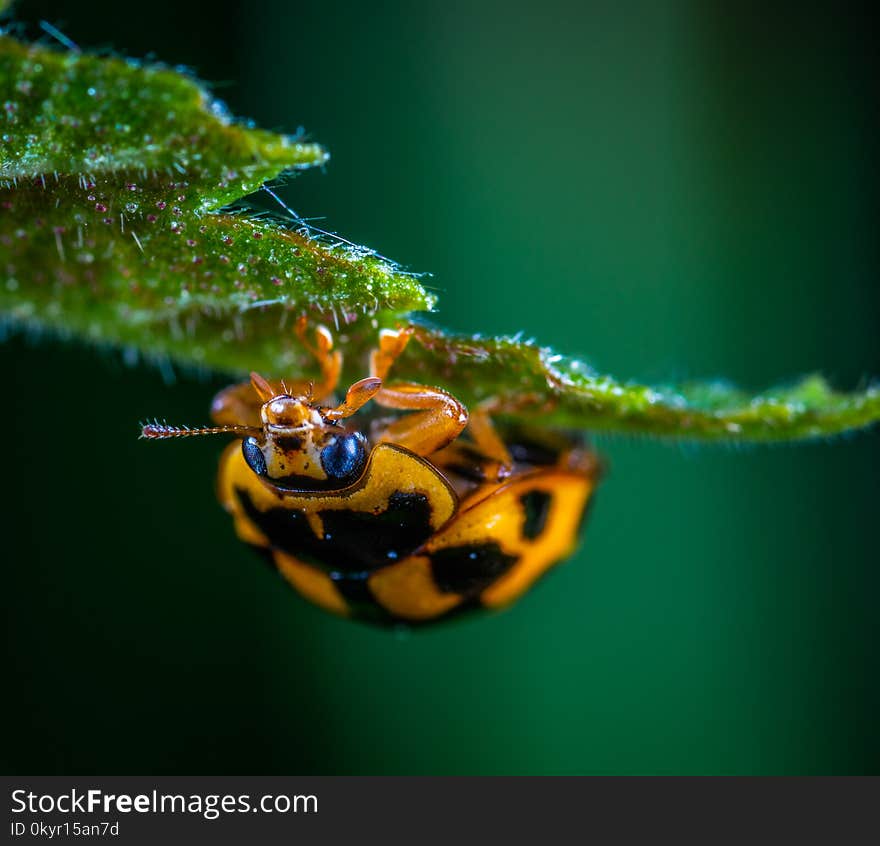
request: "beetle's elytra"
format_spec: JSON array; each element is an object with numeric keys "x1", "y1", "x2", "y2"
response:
[{"x1": 143, "y1": 321, "x2": 599, "y2": 624}]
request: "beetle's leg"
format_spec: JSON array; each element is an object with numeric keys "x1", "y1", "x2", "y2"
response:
[
  {"x1": 211, "y1": 381, "x2": 264, "y2": 427},
  {"x1": 324, "y1": 377, "x2": 383, "y2": 421},
  {"x1": 453, "y1": 394, "x2": 562, "y2": 480},
  {"x1": 427, "y1": 402, "x2": 514, "y2": 483},
  {"x1": 294, "y1": 316, "x2": 342, "y2": 402},
  {"x1": 467, "y1": 402, "x2": 513, "y2": 470},
  {"x1": 211, "y1": 373, "x2": 302, "y2": 426},
  {"x1": 211, "y1": 319, "x2": 342, "y2": 425},
  {"x1": 212, "y1": 375, "x2": 288, "y2": 424},
  {"x1": 370, "y1": 326, "x2": 415, "y2": 381},
  {"x1": 367, "y1": 326, "x2": 467, "y2": 455},
  {"x1": 372, "y1": 382, "x2": 469, "y2": 457}
]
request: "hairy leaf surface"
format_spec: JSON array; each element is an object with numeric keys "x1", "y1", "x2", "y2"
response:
[{"x1": 1, "y1": 34, "x2": 876, "y2": 442}]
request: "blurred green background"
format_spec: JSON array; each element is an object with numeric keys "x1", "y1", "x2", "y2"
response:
[{"x1": 2, "y1": 0, "x2": 877, "y2": 774}]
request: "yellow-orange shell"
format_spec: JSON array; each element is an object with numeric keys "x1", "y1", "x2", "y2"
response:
[{"x1": 216, "y1": 437, "x2": 598, "y2": 624}]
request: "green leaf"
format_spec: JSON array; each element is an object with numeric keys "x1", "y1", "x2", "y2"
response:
[
  {"x1": 405, "y1": 328, "x2": 879, "y2": 442},
  {"x1": 0, "y1": 34, "x2": 877, "y2": 443},
  {"x1": 0, "y1": 34, "x2": 435, "y2": 374},
  {"x1": 0, "y1": 37, "x2": 325, "y2": 187}
]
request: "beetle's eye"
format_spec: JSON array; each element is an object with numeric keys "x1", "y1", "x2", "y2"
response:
[
  {"x1": 320, "y1": 433, "x2": 367, "y2": 482},
  {"x1": 242, "y1": 437, "x2": 268, "y2": 477}
]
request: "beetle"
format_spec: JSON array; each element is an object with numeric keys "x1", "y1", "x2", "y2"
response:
[{"x1": 142, "y1": 321, "x2": 599, "y2": 624}]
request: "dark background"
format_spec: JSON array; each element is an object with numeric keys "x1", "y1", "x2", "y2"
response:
[{"x1": 2, "y1": 0, "x2": 878, "y2": 774}]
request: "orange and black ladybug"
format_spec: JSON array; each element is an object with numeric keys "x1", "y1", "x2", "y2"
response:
[{"x1": 143, "y1": 321, "x2": 599, "y2": 624}]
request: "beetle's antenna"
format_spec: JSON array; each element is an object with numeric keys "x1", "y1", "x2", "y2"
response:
[{"x1": 140, "y1": 422, "x2": 262, "y2": 440}]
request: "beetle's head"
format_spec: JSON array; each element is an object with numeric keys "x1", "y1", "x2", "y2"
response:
[
  {"x1": 242, "y1": 373, "x2": 379, "y2": 487},
  {"x1": 141, "y1": 371, "x2": 383, "y2": 489}
]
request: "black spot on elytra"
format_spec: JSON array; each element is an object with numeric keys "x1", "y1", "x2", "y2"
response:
[
  {"x1": 329, "y1": 572, "x2": 389, "y2": 623},
  {"x1": 430, "y1": 543, "x2": 518, "y2": 598},
  {"x1": 246, "y1": 543, "x2": 492, "y2": 628},
  {"x1": 520, "y1": 490, "x2": 552, "y2": 540},
  {"x1": 236, "y1": 489, "x2": 435, "y2": 573}
]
